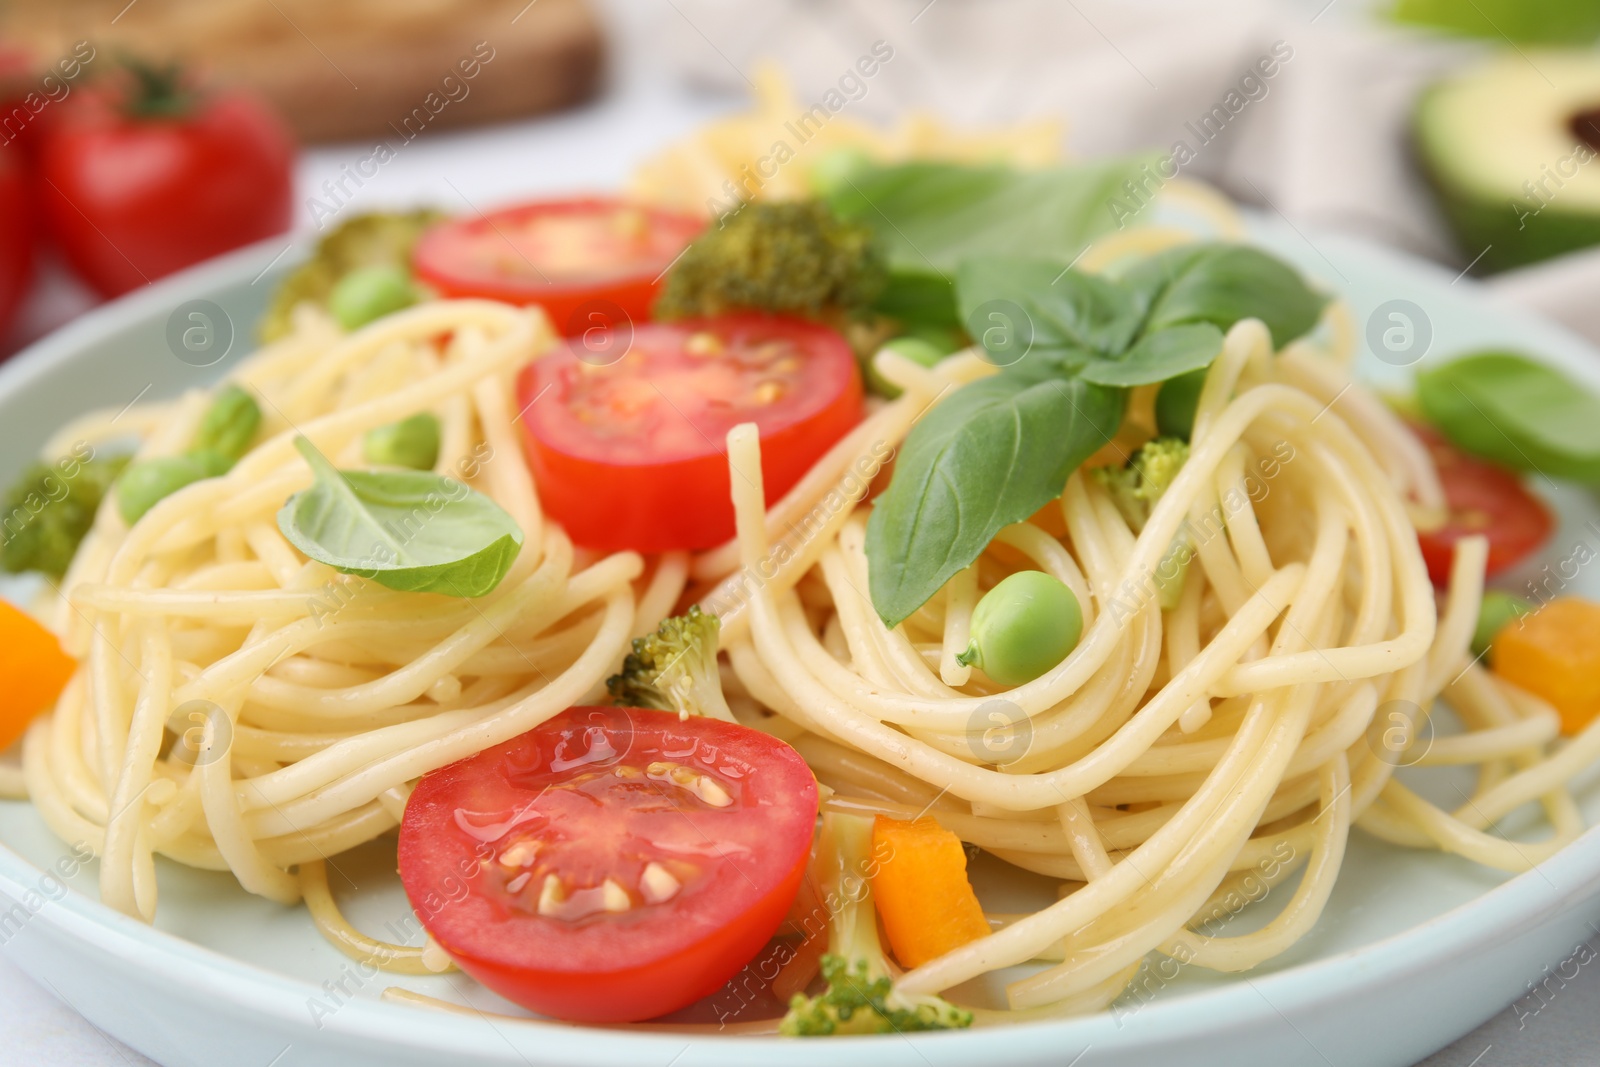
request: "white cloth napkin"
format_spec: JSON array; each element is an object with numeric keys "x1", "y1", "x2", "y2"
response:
[{"x1": 653, "y1": 0, "x2": 1600, "y2": 346}]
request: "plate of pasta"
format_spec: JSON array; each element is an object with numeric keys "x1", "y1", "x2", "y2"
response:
[{"x1": 4, "y1": 90, "x2": 1600, "y2": 1067}]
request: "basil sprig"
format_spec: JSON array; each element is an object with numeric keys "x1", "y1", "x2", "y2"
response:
[
  {"x1": 865, "y1": 242, "x2": 1325, "y2": 627},
  {"x1": 867, "y1": 369, "x2": 1123, "y2": 628},
  {"x1": 955, "y1": 258, "x2": 1228, "y2": 387},
  {"x1": 1114, "y1": 243, "x2": 1327, "y2": 350},
  {"x1": 278, "y1": 436, "x2": 522, "y2": 598}
]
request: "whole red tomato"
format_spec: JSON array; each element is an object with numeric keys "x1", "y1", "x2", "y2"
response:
[
  {"x1": 0, "y1": 42, "x2": 67, "y2": 161},
  {"x1": 0, "y1": 146, "x2": 34, "y2": 339},
  {"x1": 40, "y1": 67, "x2": 293, "y2": 298}
]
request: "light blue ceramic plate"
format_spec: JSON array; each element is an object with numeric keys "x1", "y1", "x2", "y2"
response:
[{"x1": 3, "y1": 224, "x2": 1600, "y2": 1067}]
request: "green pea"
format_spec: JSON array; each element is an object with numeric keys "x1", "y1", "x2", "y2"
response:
[
  {"x1": 1471, "y1": 591, "x2": 1535, "y2": 661},
  {"x1": 1155, "y1": 367, "x2": 1208, "y2": 441},
  {"x1": 191, "y1": 448, "x2": 234, "y2": 477},
  {"x1": 364, "y1": 412, "x2": 441, "y2": 471},
  {"x1": 808, "y1": 146, "x2": 874, "y2": 199},
  {"x1": 956, "y1": 570, "x2": 1083, "y2": 686},
  {"x1": 117, "y1": 450, "x2": 232, "y2": 525},
  {"x1": 867, "y1": 335, "x2": 950, "y2": 399},
  {"x1": 329, "y1": 265, "x2": 417, "y2": 331},
  {"x1": 193, "y1": 385, "x2": 262, "y2": 464}
]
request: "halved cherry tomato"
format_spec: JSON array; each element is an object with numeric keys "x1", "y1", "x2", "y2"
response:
[
  {"x1": 1415, "y1": 425, "x2": 1553, "y2": 585},
  {"x1": 411, "y1": 197, "x2": 703, "y2": 334},
  {"x1": 398, "y1": 707, "x2": 819, "y2": 1023},
  {"x1": 518, "y1": 314, "x2": 863, "y2": 552}
]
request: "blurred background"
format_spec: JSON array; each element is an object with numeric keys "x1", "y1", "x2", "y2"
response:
[{"x1": 4, "y1": 0, "x2": 1600, "y2": 358}]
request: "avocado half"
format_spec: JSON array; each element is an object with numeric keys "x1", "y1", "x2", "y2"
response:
[{"x1": 1415, "y1": 51, "x2": 1600, "y2": 274}]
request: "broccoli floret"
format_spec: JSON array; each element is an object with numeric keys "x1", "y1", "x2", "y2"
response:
[
  {"x1": 1092, "y1": 438, "x2": 1192, "y2": 611},
  {"x1": 782, "y1": 955, "x2": 973, "y2": 1035},
  {"x1": 1, "y1": 452, "x2": 131, "y2": 578},
  {"x1": 655, "y1": 200, "x2": 886, "y2": 321},
  {"x1": 261, "y1": 210, "x2": 445, "y2": 341},
  {"x1": 607, "y1": 606, "x2": 735, "y2": 722},
  {"x1": 1093, "y1": 436, "x2": 1190, "y2": 533},
  {"x1": 780, "y1": 812, "x2": 973, "y2": 1037}
]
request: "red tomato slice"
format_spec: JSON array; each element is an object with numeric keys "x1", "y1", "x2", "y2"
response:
[
  {"x1": 411, "y1": 197, "x2": 704, "y2": 334},
  {"x1": 518, "y1": 314, "x2": 863, "y2": 552},
  {"x1": 1415, "y1": 426, "x2": 1553, "y2": 585},
  {"x1": 398, "y1": 707, "x2": 819, "y2": 1023}
]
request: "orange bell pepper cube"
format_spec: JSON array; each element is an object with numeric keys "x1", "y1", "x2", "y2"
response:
[
  {"x1": 0, "y1": 599, "x2": 77, "y2": 752},
  {"x1": 1492, "y1": 597, "x2": 1600, "y2": 735},
  {"x1": 870, "y1": 815, "x2": 990, "y2": 969}
]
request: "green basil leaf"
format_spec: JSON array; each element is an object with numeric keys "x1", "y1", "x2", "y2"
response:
[
  {"x1": 957, "y1": 258, "x2": 1140, "y2": 357},
  {"x1": 865, "y1": 372, "x2": 1123, "y2": 627},
  {"x1": 278, "y1": 436, "x2": 522, "y2": 597},
  {"x1": 1036, "y1": 273, "x2": 1143, "y2": 356},
  {"x1": 1416, "y1": 350, "x2": 1600, "y2": 481},
  {"x1": 1022, "y1": 346, "x2": 1098, "y2": 379},
  {"x1": 872, "y1": 272, "x2": 962, "y2": 332},
  {"x1": 823, "y1": 157, "x2": 1156, "y2": 328},
  {"x1": 1079, "y1": 323, "x2": 1224, "y2": 387},
  {"x1": 825, "y1": 160, "x2": 1151, "y2": 271},
  {"x1": 1155, "y1": 366, "x2": 1209, "y2": 440},
  {"x1": 1115, "y1": 243, "x2": 1326, "y2": 349}
]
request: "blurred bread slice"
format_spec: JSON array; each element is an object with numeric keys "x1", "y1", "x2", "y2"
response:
[{"x1": 3, "y1": 0, "x2": 603, "y2": 142}]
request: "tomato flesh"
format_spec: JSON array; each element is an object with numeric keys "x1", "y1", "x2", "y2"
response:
[
  {"x1": 411, "y1": 197, "x2": 704, "y2": 334},
  {"x1": 398, "y1": 707, "x2": 819, "y2": 1023},
  {"x1": 1415, "y1": 426, "x2": 1553, "y2": 585},
  {"x1": 518, "y1": 314, "x2": 863, "y2": 552}
]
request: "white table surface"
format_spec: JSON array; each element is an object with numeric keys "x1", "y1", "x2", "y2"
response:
[{"x1": 4, "y1": 1, "x2": 1600, "y2": 1062}]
